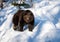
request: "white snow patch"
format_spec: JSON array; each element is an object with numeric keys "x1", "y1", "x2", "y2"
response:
[
  {"x1": 0, "y1": 14, "x2": 13, "y2": 31},
  {"x1": 56, "y1": 19, "x2": 60, "y2": 29},
  {"x1": 37, "y1": 21, "x2": 56, "y2": 39}
]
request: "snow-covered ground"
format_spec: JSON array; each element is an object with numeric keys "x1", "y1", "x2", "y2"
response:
[{"x1": 0, "y1": 0, "x2": 60, "y2": 42}]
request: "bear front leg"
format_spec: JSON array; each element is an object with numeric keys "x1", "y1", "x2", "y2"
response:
[
  {"x1": 13, "y1": 25, "x2": 18, "y2": 30},
  {"x1": 19, "y1": 24, "x2": 24, "y2": 31},
  {"x1": 28, "y1": 24, "x2": 34, "y2": 31}
]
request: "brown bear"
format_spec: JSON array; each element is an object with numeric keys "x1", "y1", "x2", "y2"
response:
[{"x1": 12, "y1": 10, "x2": 34, "y2": 31}]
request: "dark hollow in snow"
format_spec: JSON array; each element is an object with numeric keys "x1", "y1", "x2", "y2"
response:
[{"x1": 12, "y1": 10, "x2": 34, "y2": 32}]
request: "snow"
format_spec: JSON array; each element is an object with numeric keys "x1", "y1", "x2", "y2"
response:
[
  {"x1": 0, "y1": 0, "x2": 60, "y2": 42},
  {"x1": 56, "y1": 19, "x2": 60, "y2": 29}
]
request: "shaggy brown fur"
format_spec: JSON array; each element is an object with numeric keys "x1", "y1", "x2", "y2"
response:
[{"x1": 12, "y1": 10, "x2": 34, "y2": 31}]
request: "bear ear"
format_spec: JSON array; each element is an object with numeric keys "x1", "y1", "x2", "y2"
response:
[
  {"x1": 25, "y1": 10, "x2": 32, "y2": 14},
  {"x1": 25, "y1": 10, "x2": 31, "y2": 12},
  {"x1": 26, "y1": 10, "x2": 33, "y2": 15},
  {"x1": 23, "y1": 10, "x2": 30, "y2": 15}
]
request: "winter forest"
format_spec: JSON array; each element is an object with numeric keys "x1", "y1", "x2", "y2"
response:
[{"x1": 0, "y1": 0, "x2": 60, "y2": 42}]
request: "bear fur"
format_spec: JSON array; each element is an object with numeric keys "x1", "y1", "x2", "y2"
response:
[{"x1": 12, "y1": 10, "x2": 34, "y2": 31}]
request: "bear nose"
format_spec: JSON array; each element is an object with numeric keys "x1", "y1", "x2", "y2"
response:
[{"x1": 27, "y1": 18, "x2": 29, "y2": 20}]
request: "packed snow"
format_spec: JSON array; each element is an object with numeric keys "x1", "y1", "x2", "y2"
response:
[{"x1": 0, "y1": 0, "x2": 60, "y2": 42}]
